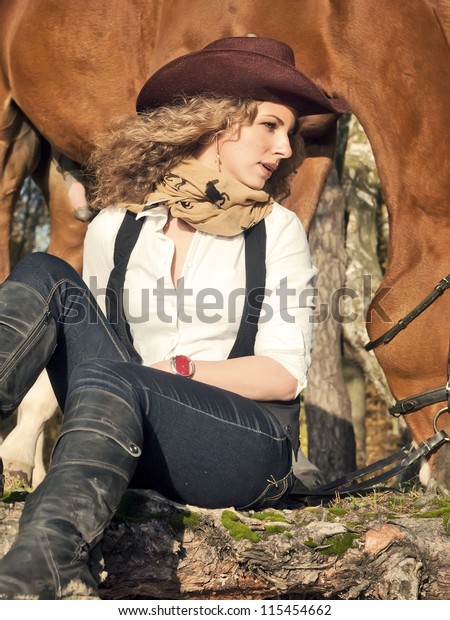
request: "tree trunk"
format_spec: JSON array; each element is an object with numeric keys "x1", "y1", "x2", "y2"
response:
[
  {"x1": 2, "y1": 487, "x2": 448, "y2": 600},
  {"x1": 341, "y1": 115, "x2": 392, "y2": 405},
  {"x1": 304, "y1": 167, "x2": 356, "y2": 479}
]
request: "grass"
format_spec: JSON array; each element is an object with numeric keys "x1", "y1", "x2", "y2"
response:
[
  {"x1": 316, "y1": 486, "x2": 450, "y2": 532},
  {"x1": 329, "y1": 487, "x2": 423, "y2": 515}
]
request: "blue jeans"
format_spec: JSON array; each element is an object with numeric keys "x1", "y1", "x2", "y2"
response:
[{"x1": 7, "y1": 252, "x2": 294, "y2": 509}]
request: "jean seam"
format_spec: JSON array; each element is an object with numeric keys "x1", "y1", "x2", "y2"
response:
[
  {"x1": 139, "y1": 384, "x2": 287, "y2": 441},
  {"x1": 88, "y1": 361, "x2": 286, "y2": 441}
]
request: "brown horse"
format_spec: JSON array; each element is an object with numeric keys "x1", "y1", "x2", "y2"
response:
[{"x1": 0, "y1": 0, "x2": 449, "y2": 487}]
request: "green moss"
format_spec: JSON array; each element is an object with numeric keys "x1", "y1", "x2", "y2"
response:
[
  {"x1": 304, "y1": 532, "x2": 358, "y2": 555},
  {"x1": 0, "y1": 490, "x2": 29, "y2": 503},
  {"x1": 168, "y1": 510, "x2": 200, "y2": 532},
  {"x1": 221, "y1": 510, "x2": 260, "y2": 543},
  {"x1": 320, "y1": 533, "x2": 359, "y2": 556},
  {"x1": 415, "y1": 506, "x2": 449, "y2": 518},
  {"x1": 252, "y1": 510, "x2": 288, "y2": 523},
  {"x1": 347, "y1": 520, "x2": 365, "y2": 528},
  {"x1": 437, "y1": 498, "x2": 450, "y2": 508},
  {"x1": 304, "y1": 537, "x2": 318, "y2": 549},
  {"x1": 305, "y1": 508, "x2": 323, "y2": 516},
  {"x1": 115, "y1": 491, "x2": 201, "y2": 531},
  {"x1": 328, "y1": 507, "x2": 349, "y2": 517},
  {"x1": 263, "y1": 525, "x2": 288, "y2": 535},
  {"x1": 414, "y1": 505, "x2": 450, "y2": 531}
]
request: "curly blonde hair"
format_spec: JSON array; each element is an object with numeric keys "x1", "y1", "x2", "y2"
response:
[{"x1": 87, "y1": 95, "x2": 305, "y2": 210}]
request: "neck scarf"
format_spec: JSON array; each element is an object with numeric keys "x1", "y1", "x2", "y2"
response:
[{"x1": 124, "y1": 158, "x2": 273, "y2": 236}]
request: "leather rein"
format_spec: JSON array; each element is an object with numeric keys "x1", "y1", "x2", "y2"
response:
[
  {"x1": 292, "y1": 273, "x2": 450, "y2": 502},
  {"x1": 366, "y1": 273, "x2": 450, "y2": 421}
]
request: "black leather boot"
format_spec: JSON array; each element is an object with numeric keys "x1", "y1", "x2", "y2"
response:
[
  {"x1": 0, "y1": 387, "x2": 143, "y2": 599},
  {"x1": 0, "y1": 280, "x2": 56, "y2": 419}
]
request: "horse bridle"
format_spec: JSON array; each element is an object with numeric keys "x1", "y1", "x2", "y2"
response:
[
  {"x1": 365, "y1": 273, "x2": 450, "y2": 429},
  {"x1": 291, "y1": 273, "x2": 450, "y2": 503}
]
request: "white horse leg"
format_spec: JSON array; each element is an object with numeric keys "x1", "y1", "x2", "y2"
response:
[
  {"x1": 0, "y1": 370, "x2": 58, "y2": 489},
  {"x1": 343, "y1": 359, "x2": 367, "y2": 468},
  {"x1": 32, "y1": 427, "x2": 47, "y2": 488}
]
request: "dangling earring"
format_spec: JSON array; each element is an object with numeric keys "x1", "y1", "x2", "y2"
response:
[
  {"x1": 214, "y1": 151, "x2": 221, "y2": 172},
  {"x1": 214, "y1": 135, "x2": 221, "y2": 170}
]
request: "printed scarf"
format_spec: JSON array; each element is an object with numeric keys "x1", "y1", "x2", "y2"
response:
[{"x1": 124, "y1": 158, "x2": 273, "y2": 236}]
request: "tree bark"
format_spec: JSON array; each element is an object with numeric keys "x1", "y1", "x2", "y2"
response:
[
  {"x1": 304, "y1": 167, "x2": 356, "y2": 479},
  {"x1": 341, "y1": 115, "x2": 392, "y2": 405},
  {"x1": 1, "y1": 487, "x2": 449, "y2": 600}
]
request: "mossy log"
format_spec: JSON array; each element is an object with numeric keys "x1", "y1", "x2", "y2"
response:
[{"x1": 1, "y1": 485, "x2": 449, "y2": 600}]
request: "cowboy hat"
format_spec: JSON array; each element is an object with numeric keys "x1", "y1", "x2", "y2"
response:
[{"x1": 136, "y1": 36, "x2": 349, "y2": 117}]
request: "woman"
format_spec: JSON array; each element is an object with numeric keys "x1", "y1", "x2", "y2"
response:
[{"x1": 0, "y1": 36, "x2": 347, "y2": 599}]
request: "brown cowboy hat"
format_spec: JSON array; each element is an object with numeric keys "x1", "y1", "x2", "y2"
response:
[{"x1": 136, "y1": 36, "x2": 349, "y2": 117}]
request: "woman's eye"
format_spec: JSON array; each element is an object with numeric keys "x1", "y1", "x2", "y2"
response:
[{"x1": 263, "y1": 122, "x2": 277, "y2": 130}]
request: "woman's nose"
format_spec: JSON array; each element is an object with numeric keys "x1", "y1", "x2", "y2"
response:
[{"x1": 274, "y1": 133, "x2": 292, "y2": 159}]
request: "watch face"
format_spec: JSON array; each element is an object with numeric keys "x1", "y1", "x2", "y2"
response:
[
  {"x1": 171, "y1": 355, "x2": 195, "y2": 378},
  {"x1": 175, "y1": 355, "x2": 191, "y2": 376}
]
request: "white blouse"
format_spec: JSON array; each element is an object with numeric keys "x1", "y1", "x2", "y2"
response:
[{"x1": 82, "y1": 202, "x2": 318, "y2": 396}]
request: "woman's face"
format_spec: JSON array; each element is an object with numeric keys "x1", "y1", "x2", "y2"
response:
[{"x1": 197, "y1": 101, "x2": 297, "y2": 191}]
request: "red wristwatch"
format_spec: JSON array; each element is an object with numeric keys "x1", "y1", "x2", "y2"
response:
[{"x1": 170, "y1": 355, "x2": 196, "y2": 378}]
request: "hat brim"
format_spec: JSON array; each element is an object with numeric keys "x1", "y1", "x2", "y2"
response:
[{"x1": 136, "y1": 49, "x2": 349, "y2": 116}]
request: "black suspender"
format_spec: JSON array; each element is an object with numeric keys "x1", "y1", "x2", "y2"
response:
[
  {"x1": 106, "y1": 211, "x2": 144, "y2": 362},
  {"x1": 106, "y1": 211, "x2": 267, "y2": 362},
  {"x1": 227, "y1": 220, "x2": 266, "y2": 359}
]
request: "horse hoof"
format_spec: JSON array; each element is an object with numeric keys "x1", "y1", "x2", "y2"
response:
[{"x1": 0, "y1": 461, "x2": 33, "y2": 492}]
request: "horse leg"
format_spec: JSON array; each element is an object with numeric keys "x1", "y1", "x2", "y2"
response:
[
  {"x1": 51, "y1": 149, "x2": 93, "y2": 223},
  {"x1": 32, "y1": 422, "x2": 46, "y2": 487},
  {"x1": 31, "y1": 142, "x2": 89, "y2": 274},
  {"x1": 286, "y1": 113, "x2": 338, "y2": 231},
  {"x1": 0, "y1": 88, "x2": 41, "y2": 282},
  {"x1": 0, "y1": 371, "x2": 58, "y2": 489}
]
